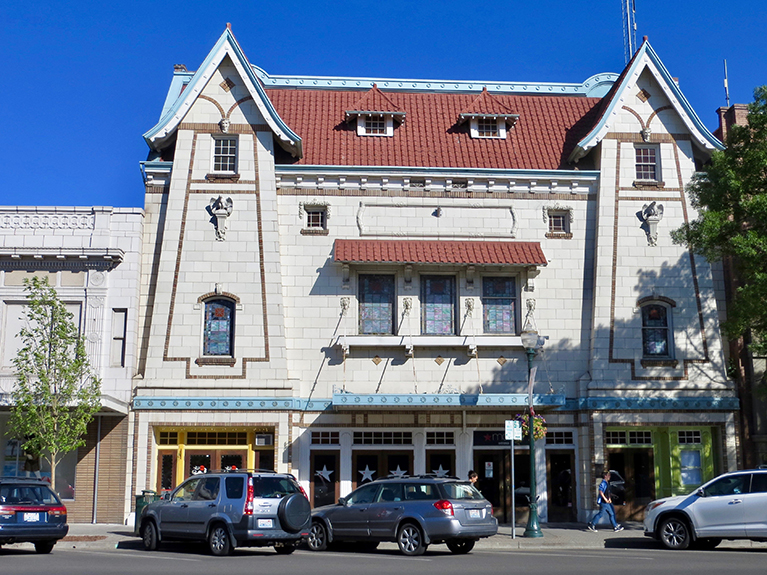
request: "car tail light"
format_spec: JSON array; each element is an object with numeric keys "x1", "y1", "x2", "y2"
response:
[
  {"x1": 434, "y1": 500, "x2": 454, "y2": 516},
  {"x1": 244, "y1": 476, "x2": 255, "y2": 515},
  {"x1": 298, "y1": 484, "x2": 309, "y2": 499},
  {"x1": 48, "y1": 506, "x2": 67, "y2": 517},
  {"x1": 0, "y1": 506, "x2": 16, "y2": 518}
]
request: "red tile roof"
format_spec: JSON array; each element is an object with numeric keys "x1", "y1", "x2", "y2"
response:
[
  {"x1": 459, "y1": 87, "x2": 516, "y2": 117},
  {"x1": 334, "y1": 239, "x2": 547, "y2": 266},
  {"x1": 347, "y1": 84, "x2": 404, "y2": 114},
  {"x1": 266, "y1": 88, "x2": 602, "y2": 170}
]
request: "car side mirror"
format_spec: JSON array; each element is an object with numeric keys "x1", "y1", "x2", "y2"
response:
[
  {"x1": 338, "y1": 497, "x2": 347, "y2": 506},
  {"x1": 160, "y1": 492, "x2": 170, "y2": 500},
  {"x1": 695, "y1": 488, "x2": 705, "y2": 497}
]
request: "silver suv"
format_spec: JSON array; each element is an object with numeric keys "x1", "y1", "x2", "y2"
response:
[
  {"x1": 139, "y1": 470, "x2": 311, "y2": 556},
  {"x1": 307, "y1": 476, "x2": 497, "y2": 555},
  {"x1": 643, "y1": 469, "x2": 767, "y2": 550}
]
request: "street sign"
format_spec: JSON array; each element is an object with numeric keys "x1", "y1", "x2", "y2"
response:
[{"x1": 505, "y1": 419, "x2": 522, "y2": 441}]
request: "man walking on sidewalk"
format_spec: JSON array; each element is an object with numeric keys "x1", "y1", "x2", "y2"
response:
[{"x1": 587, "y1": 470, "x2": 623, "y2": 532}]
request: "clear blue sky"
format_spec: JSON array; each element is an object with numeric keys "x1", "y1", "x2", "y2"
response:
[{"x1": 3, "y1": 0, "x2": 765, "y2": 208}]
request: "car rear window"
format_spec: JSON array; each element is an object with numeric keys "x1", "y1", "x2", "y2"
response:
[
  {"x1": 226, "y1": 477, "x2": 244, "y2": 499},
  {"x1": 440, "y1": 482, "x2": 485, "y2": 501},
  {"x1": 252, "y1": 476, "x2": 300, "y2": 498},
  {"x1": 0, "y1": 484, "x2": 60, "y2": 505}
]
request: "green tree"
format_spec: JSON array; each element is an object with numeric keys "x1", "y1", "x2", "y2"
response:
[
  {"x1": 9, "y1": 276, "x2": 101, "y2": 494},
  {"x1": 672, "y1": 86, "x2": 767, "y2": 352}
]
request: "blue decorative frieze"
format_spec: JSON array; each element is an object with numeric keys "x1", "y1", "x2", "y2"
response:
[
  {"x1": 577, "y1": 397, "x2": 739, "y2": 411},
  {"x1": 331, "y1": 393, "x2": 565, "y2": 408},
  {"x1": 132, "y1": 397, "x2": 333, "y2": 411}
]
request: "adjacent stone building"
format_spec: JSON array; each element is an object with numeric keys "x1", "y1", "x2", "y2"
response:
[
  {"x1": 0, "y1": 206, "x2": 143, "y2": 522},
  {"x1": 129, "y1": 27, "x2": 738, "y2": 525}
]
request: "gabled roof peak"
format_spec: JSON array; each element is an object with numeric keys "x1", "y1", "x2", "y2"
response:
[
  {"x1": 458, "y1": 87, "x2": 518, "y2": 124},
  {"x1": 345, "y1": 83, "x2": 406, "y2": 123}
]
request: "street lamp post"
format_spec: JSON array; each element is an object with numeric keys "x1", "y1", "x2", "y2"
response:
[{"x1": 520, "y1": 327, "x2": 543, "y2": 538}]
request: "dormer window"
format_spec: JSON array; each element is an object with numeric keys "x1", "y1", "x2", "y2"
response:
[
  {"x1": 477, "y1": 117, "x2": 501, "y2": 138},
  {"x1": 364, "y1": 114, "x2": 386, "y2": 135},
  {"x1": 345, "y1": 84, "x2": 405, "y2": 138}
]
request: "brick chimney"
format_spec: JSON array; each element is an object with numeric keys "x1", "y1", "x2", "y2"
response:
[{"x1": 716, "y1": 104, "x2": 750, "y2": 143}]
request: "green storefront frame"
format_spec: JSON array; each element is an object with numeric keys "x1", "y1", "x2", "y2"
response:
[{"x1": 604, "y1": 426, "x2": 717, "y2": 506}]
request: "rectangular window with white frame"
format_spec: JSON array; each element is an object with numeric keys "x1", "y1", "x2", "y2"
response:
[
  {"x1": 213, "y1": 137, "x2": 238, "y2": 173},
  {"x1": 306, "y1": 208, "x2": 327, "y2": 230},
  {"x1": 635, "y1": 145, "x2": 659, "y2": 181},
  {"x1": 359, "y1": 274, "x2": 395, "y2": 335},
  {"x1": 421, "y1": 275, "x2": 456, "y2": 335},
  {"x1": 482, "y1": 276, "x2": 516, "y2": 334}
]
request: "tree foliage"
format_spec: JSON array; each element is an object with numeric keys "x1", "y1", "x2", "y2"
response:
[
  {"x1": 9, "y1": 276, "x2": 101, "y2": 493},
  {"x1": 672, "y1": 86, "x2": 767, "y2": 352}
]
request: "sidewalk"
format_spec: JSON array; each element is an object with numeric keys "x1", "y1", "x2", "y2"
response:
[{"x1": 52, "y1": 521, "x2": 767, "y2": 552}]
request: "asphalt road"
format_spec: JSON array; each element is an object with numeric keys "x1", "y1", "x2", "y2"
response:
[{"x1": 1, "y1": 540, "x2": 766, "y2": 575}]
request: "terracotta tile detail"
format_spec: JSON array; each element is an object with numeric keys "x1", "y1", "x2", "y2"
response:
[{"x1": 334, "y1": 239, "x2": 547, "y2": 265}]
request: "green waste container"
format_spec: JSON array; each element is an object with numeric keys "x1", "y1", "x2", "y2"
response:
[{"x1": 134, "y1": 490, "x2": 158, "y2": 535}]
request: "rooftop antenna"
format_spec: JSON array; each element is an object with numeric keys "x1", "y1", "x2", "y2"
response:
[
  {"x1": 622, "y1": 0, "x2": 638, "y2": 64},
  {"x1": 723, "y1": 59, "x2": 731, "y2": 107}
]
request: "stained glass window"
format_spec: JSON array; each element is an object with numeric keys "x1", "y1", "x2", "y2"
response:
[
  {"x1": 642, "y1": 304, "x2": 670, "y2": 356},
  {"x1": 204, "y1": 299, "x2": 234, "y2": 356},
  {"x1": 482, "y1": 277, "x2": 516, "y2": 333},
  {"x1": 359, "y1": 275, "x2": 395, "y2": 335},
  {"x1": 422, "y1": 276, "x2": 456, "y2": 335}
]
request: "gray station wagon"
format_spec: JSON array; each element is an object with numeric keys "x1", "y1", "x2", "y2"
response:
[
  {"x1": 139, "y1": 470, "x2": 311, "y2": 556},
  {"x1": 307, "y1": 475, "x2": 497, "y2": 555}
]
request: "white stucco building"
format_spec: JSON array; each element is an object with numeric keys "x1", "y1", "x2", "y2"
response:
[
  {"x1": 0, "y1": 206, "x2": 143, "y2": 522},
  {"x1": 129, "y1": 27, "x2": 738, "y2": 525}
]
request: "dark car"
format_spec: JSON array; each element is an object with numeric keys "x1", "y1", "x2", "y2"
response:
[
  {"x1": 307, "y1": 475, "x2": 498, "y2": 556},
  {"x1": 139, "y1": 470, "x2": 311, "y2": 556},
  {"x1": 0, "y1": 477, "x2": 69, "y2": 553}
]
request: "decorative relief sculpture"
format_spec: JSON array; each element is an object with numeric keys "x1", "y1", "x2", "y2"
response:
[
  {"x1": 219, "y1": 118, "x2": 230, "y2": 133},
  {"x1": 640, "y1": 201, "x2": 664, "y2": 246},
  {"x1": 209, "y1": 196, "x2": 233, "y2": 241}
]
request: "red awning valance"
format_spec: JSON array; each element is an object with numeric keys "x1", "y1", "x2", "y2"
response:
[{"x1": 334, "y1": 239, "x2": 547, "y2": 266}]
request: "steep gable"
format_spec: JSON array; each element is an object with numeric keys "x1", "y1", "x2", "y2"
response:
[
  {"x1": 143, "y1": 26, "x2": 302, "y2": 158},
  {"x1": 569, "y1": 40, "x2": 723, "y2": 163}
]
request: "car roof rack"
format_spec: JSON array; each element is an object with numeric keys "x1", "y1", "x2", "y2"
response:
[
  {"x1": 197, "y1": 469, "x2": 298, "y2": 479},
  {"x1": 372, "y1": 473, "x2": 462, "y2": 481}
]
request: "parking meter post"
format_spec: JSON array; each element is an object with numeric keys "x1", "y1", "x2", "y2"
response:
[{"x1": 510, "y1": 431, "x2": 515, "y2": 539}]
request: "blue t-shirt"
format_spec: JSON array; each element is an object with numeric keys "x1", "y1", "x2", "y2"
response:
[{"x1": 598, "y1": 479, "x2": 611, "y2": 502}]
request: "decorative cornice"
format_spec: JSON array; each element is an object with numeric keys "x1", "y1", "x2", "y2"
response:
[
  {"x1": 133, "y1": 396, "x2": 332, "y2": 411},
  {"x1": 332, "y1": 393, "x2": 565, "y2": 408},
  {"x1": 0, "y1": 248, "x2": 125, "y2": 270},
  {"x1": 254, "y1": 66, "x2": 617, "y2": 98}
]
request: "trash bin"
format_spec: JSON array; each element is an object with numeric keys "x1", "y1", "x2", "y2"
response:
[{"x1": 134, "y1": 490, "x2": 158, "y2": 535}]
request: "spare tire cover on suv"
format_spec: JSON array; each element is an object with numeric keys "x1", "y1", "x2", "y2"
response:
[{"x1": 278, "y1": 493, "x2": 311, "y2": 533}]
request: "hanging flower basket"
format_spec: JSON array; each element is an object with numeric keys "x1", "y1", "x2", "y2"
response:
[{"x1": 515, "y1": 413, "x2": 547, "y2": 440}]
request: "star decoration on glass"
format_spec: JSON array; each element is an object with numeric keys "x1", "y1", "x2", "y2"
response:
[
  {"x1": 389, "y1": 465, "x2": 407, "y2": 477},
  {"x1": 315, "y1": 465, "x2": 334, "y2": 482},
  {"x1": 431, "y1": 464, "x2": 450, "y2": 477},
  {"x1": 358, "y1": 465, "x2": 376, "y2": 482}
]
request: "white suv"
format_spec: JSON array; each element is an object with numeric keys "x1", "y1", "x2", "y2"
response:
[{"x1": 643, "y1": 469, "x2": 767, "y2": 550}]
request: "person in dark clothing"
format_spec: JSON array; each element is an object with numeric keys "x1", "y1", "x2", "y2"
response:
[{"x1": 587, "y1": 470, "x2": 623, "y2": 532}]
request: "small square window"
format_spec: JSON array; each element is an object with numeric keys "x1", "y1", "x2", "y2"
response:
[
  {"x1": 214, "y1": 138, "x2": 237, "y2": 173},
  {"x1": 364, "y1": 115, "x2": 386, "y2": 135},
  {"x1": 306, "y1": 209, "x2": 326, "y2": 229},
  {"x1": 635, "y1": 146, "x2": 658, "y2": 181},
  {"x1": 477, "y1": 117, "x2": 499, "y2": 138},
  {"x1": 548, "y1": 213, "x2": 568, "y2": 234}
]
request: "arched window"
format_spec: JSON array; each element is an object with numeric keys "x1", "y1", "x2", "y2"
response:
[
  {"x1": 641, "y1": 303, "x2": 672, "y2": 357},
  {"x1": 203, "y1": 298, "x2": 235, "y2": 356}
]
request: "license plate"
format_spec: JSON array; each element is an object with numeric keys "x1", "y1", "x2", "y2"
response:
[
  {"x1": 23, "y1": 513, "x2": 40, "y2": 522},
  {"x1": 257, "y1": 518, "x2": 273, "y2": 528},
  {"x1": 468, "y1": 509, "x2": 481, "y2": 519}
]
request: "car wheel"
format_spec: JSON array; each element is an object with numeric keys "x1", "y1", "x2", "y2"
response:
[
  {"x1": 659, "y1": 516, "x2": 691, "y2": 550},
  {"x1": 307, "y1": 521, "x2": 328, "y2": 551},
  {"x1": 274, "y1": 542, "x2": 297, "y2": 554},
  {"x1": 397, "y1": 523, "x2": 426, "y2": 556},
  {"x1": 34, "y1": 541, "x2": 55, "y2": 554},
  {"x1": 694, "y1": 538, "x2": 722, "y2": 550},
  {"x1": 446, "y1": 539, "x2": 475, "y2": 554},
  {"x1": 208, "y1": 524, "x2": 233, "y2": 556},
  {"x1": 142, "y1": 521, "x2": 159, "y2": 551},
  {"x1": 278, "y1": 493, "x2": 311, "y2": 533}
]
